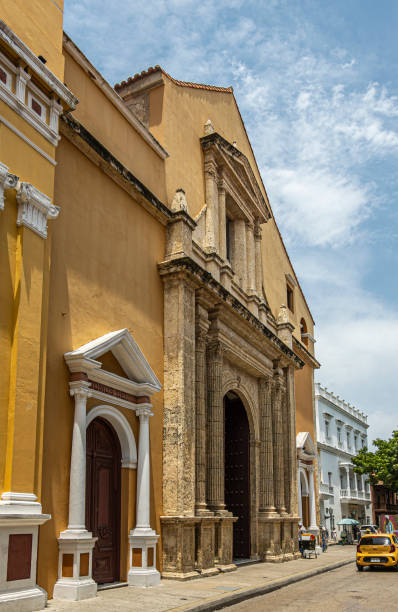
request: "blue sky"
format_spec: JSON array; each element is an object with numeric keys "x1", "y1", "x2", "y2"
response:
[{"x1": 64, "y1": 0, "x2": 398, "y2": 444}]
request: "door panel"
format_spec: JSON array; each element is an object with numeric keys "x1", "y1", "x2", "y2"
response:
[
  {"x1": 86, "y1": 417, "x2": 121, "y2": 584},
  {"x1": 224, "y1": 395, "x2": 251, "y2": 559}
]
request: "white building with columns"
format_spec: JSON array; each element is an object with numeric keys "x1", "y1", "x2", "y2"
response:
[{"x1": 315, "y1": 383, "x2": 372, "y2": 534}]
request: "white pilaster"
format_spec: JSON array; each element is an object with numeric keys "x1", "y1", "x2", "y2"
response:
[
  {"x1": 297, "y1": 468, "x2": 303, "y2": 523},
  {"x1": 128, "y1": 406, "x2": 160, "y2": 587},
  {"x1": 345, "y1": 466, "x2": 351, "y2": 497},
  {"x1": 53, "y1": 381, "x2": 97, "y2": 602},
  {"x1": 308, "y1": 467, "x2": 318, "y2": 531}
]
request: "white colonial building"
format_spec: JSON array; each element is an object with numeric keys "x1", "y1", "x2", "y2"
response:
[{"x1": 315, "y1": 384, "x2": 372, "y2": 534}]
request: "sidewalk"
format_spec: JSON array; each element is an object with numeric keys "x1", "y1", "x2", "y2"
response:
[{"x1": 48, "y1": 546, "x2": 354, "y2": 612}]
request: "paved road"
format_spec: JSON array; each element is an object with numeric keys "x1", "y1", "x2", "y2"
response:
[{"x1": 222, "y1": 563, "x2": 398, "y2": 611}]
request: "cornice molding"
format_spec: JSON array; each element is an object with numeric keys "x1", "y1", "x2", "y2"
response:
[
  {"x1": 158, "y1": 255, "x2": 304, "y2": 369},
  {"x1": 16, "y1": 182, "x2": 59, "y2": 238}
]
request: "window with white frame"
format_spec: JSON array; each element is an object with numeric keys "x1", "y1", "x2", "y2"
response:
[
  {"x1": 337, "y1": 427, "x2": 342, "y2": 444},
  {"x1": 325, "y1": 420, "x2": 330, "y2": 439}
]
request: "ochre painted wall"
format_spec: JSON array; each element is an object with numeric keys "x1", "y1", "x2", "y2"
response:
[
  {"x1": 63, "y1": 50, "x2": 167, "y2": 204},
  {"x1": 37, "y1": 135, "x2": 166, "y2": 596},
  {"x1": 0, "y1": 0, "x2": 65, "y2": 80},
  {"x1": 295, "y1": 362, "x2": 315, "y2": 440}
]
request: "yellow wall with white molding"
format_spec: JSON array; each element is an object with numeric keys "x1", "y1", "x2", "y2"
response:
[{"x1": 0, "y1": 0, "x2": 65, "y2": 80}]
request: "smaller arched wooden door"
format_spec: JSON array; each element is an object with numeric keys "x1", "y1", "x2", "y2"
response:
[{"x1": 86, "y1": 417, "x2": 121, "y2": 584}]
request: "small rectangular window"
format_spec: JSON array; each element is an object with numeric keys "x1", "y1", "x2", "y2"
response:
[
  {"x1": 0, "y1": 66, "x2": 7, "y2": 84},
  {"x1": 287, "y1": 285, "x2": 294, "y2": 312},
  {"x1": 226, "y1": 216, "x2": 232, "y2": 262}
]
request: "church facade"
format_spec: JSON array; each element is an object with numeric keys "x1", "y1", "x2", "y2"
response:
[{"x1": 0, "y1": 4, "x2": 319, "y2": 610}]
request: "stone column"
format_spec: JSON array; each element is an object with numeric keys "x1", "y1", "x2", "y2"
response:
[
  {"x1": 204, "y1": 156, "x2": 218, "y2": 253},
  {"x1": 195, "y1": 304, "x2": 210, "y2": 515},
  {"x1": 285, "y1": 366, "x2": 298, "y2": 516},
  {"x1": 259, "y1": 376, "x2": 276, "y2": 513},
  {"x1": 272, "y1": 367, "x2": 286, "y2": 515},
  {"x1": 308, "y1": 467, "x2": 318, "y2": 530},
  {"x1": 67, "y1": 382, "x2": 91, "y2": 531},
  {"x1": 245, "y1": 221, "x2": 256, "y2": 294},
  {"x1": 254, "y1": 219, "x2": 263, "y2": 298},
  {"x1": 54, "y1": 381, "x2": 97, "y2": 601},
  {"x1": 345, "y1": 466, "x2": 351, "y2": 497},
  {"x1": 128, "y1": 406, "x2": 160, "y2": 586},
  {"x1": 218, "y1": 180, "x2": 227, "y2": 261},
  {"x1": 234, "y1": 218, "x2": 247, "y2": 287},
  {"x1": 207, "y1": 340, "x2": 225, "y2": 514}
]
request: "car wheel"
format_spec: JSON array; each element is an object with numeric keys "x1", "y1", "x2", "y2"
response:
[
  {"x1": 393, "y1": 563, "x2": 398, "y2": 572},
  {"x1": 356, "y1": 564, "x2": 364, "y2": 572}
]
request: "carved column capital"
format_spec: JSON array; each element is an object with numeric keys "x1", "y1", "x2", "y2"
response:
[
  {"x1": 0, "y1": 162, "x2": 19, "y2": 210},
  {"x1": 254, "y1": 218, "x2": 262, "y2": 241},
  {"x1": 206, "y1": 340, "x2": 224, "y2": 363},
  {"x1": 16, "y1": 182, "x2": 60, "y2": 238},
  {"x1": 69, "y1": 380, "x2": 92, "y2": 401},
  {"x1": 204, "y1": 159, "x2": 218, "y2": 180}
]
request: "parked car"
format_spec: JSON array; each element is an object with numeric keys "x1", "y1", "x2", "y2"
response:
[
  {"x1": 356, "y1": 533, "x2": 398, "y2": 571},
  {"x1": 360, "y1": 524, "x2": 378, "y2": 535}
]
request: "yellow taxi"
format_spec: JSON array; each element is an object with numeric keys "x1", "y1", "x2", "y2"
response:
[{"x1": 357, "y1": 533, "x2": 398, "y2": 571}]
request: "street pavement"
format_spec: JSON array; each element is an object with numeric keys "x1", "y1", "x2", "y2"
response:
[
  {"x1": 48, "y1": 546, "x2": 354, "y2": 612},
  {"x1": 223, "y1": 561, "x2": 398, "y2": 611}
]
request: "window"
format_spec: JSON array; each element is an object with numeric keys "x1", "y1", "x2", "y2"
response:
[
  {"x1": 286, "y1": 284, "x2": 294, "y2": 312},
  {"x1": 337, "y1": 427, "x2": 342, "y2": 444},
  {"x1": 226, "y1": 216, "x2": 232, "y2": 263},
  {"x1": 328, "y1": 472, "x2": 332, "y2": 486},
  {"x1": 347, "y1": 432, "x2": 351, "y2": 448},
  {"x1": 354, "y1": 435, "x2": 357, "y2": 450},
  {"x1": 300, "y1": 318, "x2": 308, "y2": 346},
  {"x1": 325, "y1": 421, "x2": 330, "y2": 438},
  {"x1": 361, "y1": 438, "x2": 365, "y2": 449}
]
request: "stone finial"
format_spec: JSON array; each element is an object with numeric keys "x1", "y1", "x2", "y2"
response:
[
  {"x1": 277, "y1": 304, "x2": 289, "y2": 324},
  {"x1": 204, "y1": 119, "x2": 214, "y2": 136},
  {"x1": 171, "y1": 188, "x2": 188, "y2": 213}
]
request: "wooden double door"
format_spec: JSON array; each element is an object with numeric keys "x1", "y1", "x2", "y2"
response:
[
  {"x1": 224, "y1": 393, "x2": 251, "y2": 559},
  {"x1": 86, "y1": 417, "x2": 121, "y2": 584}
]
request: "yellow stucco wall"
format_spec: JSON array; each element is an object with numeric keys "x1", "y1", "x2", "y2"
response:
[
  {"x1": 63, "y1": 49, "x2": 167, "y2": 204},
  {"x1": 0, "y1": 0, "x2": 65, "y2": 80},
  {"x1": 38, "y1": 126, "x2": 166, "y2": 596}
]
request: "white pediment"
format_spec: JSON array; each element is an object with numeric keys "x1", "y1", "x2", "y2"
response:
[
  {"x1": 64, "y1": 329, "x2": 161, "y2": 396},
  {"x1": 296, "y1": 431, "x2": 316, "y2": 458}
]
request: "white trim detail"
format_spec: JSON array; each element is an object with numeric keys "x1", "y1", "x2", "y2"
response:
[
  {"x1": 65, "y1": 329, "x2": 162, "y2": 396},
  {"x1": 0, "y1": 114, "x2": 57, "y2": 165},
  {"x1": 0, "y1": 19, "x2": 78, "y2": 108},
  {"x1": 86, "y1": 405, "x2": 137, "y2": 469},
  {"x1": 16, "y1": 182, "x2": 59, "y2": 238},
  {"x1": 0, "y1": 161, "x2": 18, "y2": 210}
]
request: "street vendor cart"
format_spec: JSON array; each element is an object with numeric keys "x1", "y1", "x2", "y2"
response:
[{"x1": 301, "y1": 533, "x2": 317, "y2": 558}]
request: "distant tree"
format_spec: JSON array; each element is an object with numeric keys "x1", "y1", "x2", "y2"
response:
[{"x1": 352, "y1": 430, "x2": 398, "y2": 492}]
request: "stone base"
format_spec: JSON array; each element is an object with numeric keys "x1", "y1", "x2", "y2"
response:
[
  {"x1": 162, "y1": 570, "x2": 199, "y2": 581},
  {"x1": 217, "y1": 564, "x2": 237, "y2": 573},
  {"x1": 53, "y1": 530, "x2": 97, "y2": 601},
  {"x1": 53, "y1": 578, "x2": 97, "y2": 601},
  {"x1": 0, "y1": 586, "x2": 47, "y2": 612},
  {"x1": 200, "y1": 567, "x2": 220, "y2": 577},
  {"x1": 128, "y1": 568, "x2": 161, "y2": 587}
]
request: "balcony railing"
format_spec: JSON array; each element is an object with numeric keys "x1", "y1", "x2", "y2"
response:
[
  {"x1": 320, "y1": 483, "x2": 334, "y2": 496},
  {"x1": 340, "y1": 489, "x2": 371, "y2": 501}
]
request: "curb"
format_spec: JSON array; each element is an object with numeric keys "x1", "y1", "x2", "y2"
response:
[{"x1": 174, "y1": 558, "x2": 353, "y2": 612}]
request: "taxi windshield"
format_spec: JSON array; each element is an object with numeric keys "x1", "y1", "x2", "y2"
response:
[{"x1": 359, "y1": 536, "x2": 391, "y2": 546}]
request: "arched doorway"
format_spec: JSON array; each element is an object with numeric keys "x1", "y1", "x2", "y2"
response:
[
  {"x1": 86, "y1": 417, "x2": 121, "y2": 584},
  {"x1": 224, "y1": 392, "x2": 251, "y2": 559}
]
